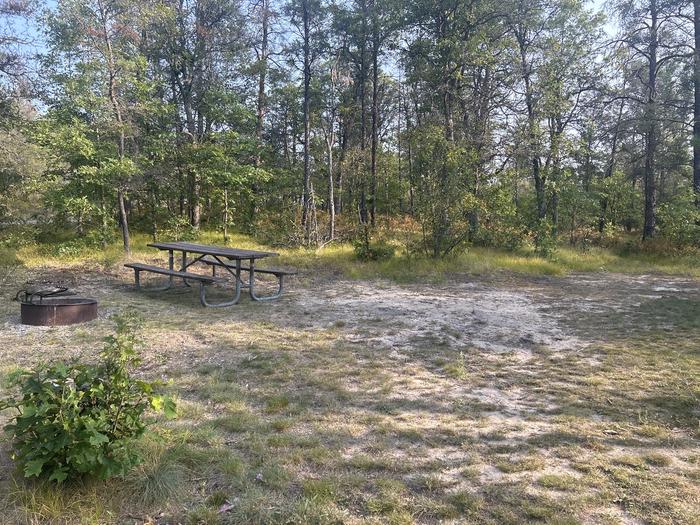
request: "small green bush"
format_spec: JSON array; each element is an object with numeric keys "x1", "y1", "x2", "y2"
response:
[
  {"x1": 352, "y1": 226, "x2": 395, "y2": 261},
  {"x1": 0, "y1": 315, "x2": 176, "y2": 483},
  {"x1": 162, "y1": 214, "x2": 200, "y2": 242},
  {"x1": 657, "y1": 191, "x2": 700, "y2": 247},
  {"x1": 534, "y1": 218, "x2": 558, "y2": 257},
  {"x1": 353, "y1": 239, "x2": 395, "y2": 261}
]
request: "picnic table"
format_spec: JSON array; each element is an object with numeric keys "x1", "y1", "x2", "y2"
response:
[{"x1": 124, "y1": 241, "x2": 296, "y2": 307}]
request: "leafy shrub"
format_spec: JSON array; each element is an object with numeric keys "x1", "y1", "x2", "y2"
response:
[
  {"x1": 253, "y1": 207, "x2": 304, "y2": 247},
  {"x1": 473, "y1": 224, "x2": 526, "y2": 251},
  {"x1": 0, "y1": 225, "x2": 40, "y2": 249},
  {"x1": 352, "y1": 226, "x2": 395, "y2": 261},
  {"x1": 162, "y1": 214, "x2": 199, "y2": 242},
  {"x1": 568, "y1": 226, "x2": 596, "y2": 252},
  {"x1": 353, "y1": 239, "x2": 395, "y2": 261},
  {"x1": 41, "y1": 229, "x2": 114, "y2": 258},
  {"x1": 657, "y1": 192, "x2": 700, "y2": 247},
  {"x1": 599, "y1": 221, "x2": 618, "y2": 247},
  {"x1": 533, "y1": 218, "x2": 558, "y2": 257},
  {"x1": 0, "y1": 315, "x2": 176, "y2": 483},
  {"x1": 410, "y1": 124, "x2": 472, "y2": 257}
]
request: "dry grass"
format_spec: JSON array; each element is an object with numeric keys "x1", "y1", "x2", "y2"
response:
[
  {"x1": 0, "y1": 261, "x2": 698, "y2": 524},
  {"x1": 2, "y1": 229, "x2": 700, "y2": 281}
]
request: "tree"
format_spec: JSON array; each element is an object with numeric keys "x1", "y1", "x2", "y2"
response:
[
  {"x1": 147, "y1": 0, "x2": 248, "y2": 230},
  {"x1": 45, "y1": 0, "x2": 150, "y2": 253},
  {"x1": 612, "y1": 0, "x2": 691, "y2": 239},
  {"x1": 285, "y1": 0, "x2": 326, "y2": 244}
]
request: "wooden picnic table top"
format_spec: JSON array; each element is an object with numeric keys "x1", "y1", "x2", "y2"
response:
[{"x1": 148, "y1": 241, "x2": 278, "y2": 260}]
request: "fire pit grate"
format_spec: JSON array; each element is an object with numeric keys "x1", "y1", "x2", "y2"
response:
[{"x1": 15, "y1": 287, "x2": 98, "y2": 326}]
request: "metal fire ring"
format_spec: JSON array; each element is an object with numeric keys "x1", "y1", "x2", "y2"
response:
[{"x1": 15, "y1": 287, "x2": 98, "y2": 326}]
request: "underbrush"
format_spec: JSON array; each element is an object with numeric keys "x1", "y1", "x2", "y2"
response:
[{"x1": 0, "y1": 226, "x2": 698, "y2": 280}]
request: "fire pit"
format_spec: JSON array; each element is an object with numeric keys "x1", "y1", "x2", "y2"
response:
[{"x1": 16, "y1": 287, "x2": 98, "y2": 326}]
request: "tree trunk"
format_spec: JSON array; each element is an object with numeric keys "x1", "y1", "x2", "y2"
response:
[
  {"x1": 97, "y1": 0, "x2": 130, "y2": 254},
  {"x1": 250, "y1": 0, "x2": 270, "y2": 229},
  {"x1": 223, "y1": 188, "x2": 229, "y2": 243},
  {"x1": 256, "y1": 0, "x2": 269, "y2": 164},
  {"x1": 190, "y1": 171, "x2": 201, "y2": 229},
  {"x1": 549, "y1": 120, "x2": 563, "y2": 233},
  {"x1": 600, "y1": 98, "x2": 625, "y2": 231},
  {"x1": 694, "y1": 0, "x2": 700, "y2": 208},
  {"x1": 358, "y1": 1, "x2": 369, "y2": 225},
  {"x1": 643, "y1": 0, "x2": 658, "y2": 240},
  {"x1": 300, "y1": 0, "x2": 313, "y2": 240},
  {"x1": 337, "y1": 118, "x2": 347, "y2": 214},
  {"x1": 118, "y1": 190, "x2": 130, "y2": 253},
  {"x1": 327, "y1": 134, "x2": 335, "y2": 239},
  {"x1": 516, "y1": 31, "x2": 545, "y2": 220},
  {"x1": 369, "y1": 8, "x2": 379, "y2": 226}
]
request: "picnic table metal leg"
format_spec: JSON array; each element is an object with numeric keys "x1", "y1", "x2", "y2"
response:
[
  {"x1": 181, "y1": 251, "x2": 191, "y2": 287},
  {"x1": 249, "y1": 259, "x2": 285, "y2": 301},
  {"x1": 248, "y1": 259, "x2": 255, "y2": 298},
  {"x1": 199, "y1": 260, "x2": 241, "y2": 307},
  {"x1": 131, "y1": 267, "x2": 174, "y2": 292},
  {"x1": 168, "y1": 250, "x2": 174, "y2": 287}
]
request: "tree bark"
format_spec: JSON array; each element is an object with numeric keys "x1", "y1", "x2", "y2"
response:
[
  {"x1": 256, "y1": 0, "x2": 269, "y2": 164},
  {"x1": 117, "y1": 190, "x2": 130, "y2": 253},
  {"x1": 369, "y1": 4, "x2": 379, "y2": 226},
  {"x1": 358, "y1": 0, "x2": 369, "y2": 225},
  {"x1": 600, "y1": 98, "x2": 625, "y2": 231},
  {"x1": 694, "y1": 0, "x2": 700, "y2": 208},
  {"x1": 223, "y1": 188, "x2": 229, "y2": 242},
  {"x1": 643, "y1": 0, "x2": 658, "y2": 240},
  {"x1": 515, "y1": 29, "x2": 545, "y2": 220},
  {"x1": 300, "y1": 0, "x2": 314, "y2": 242},
  {"x1": 97, "y1": 0, "x2": 130, "y2": 254}
]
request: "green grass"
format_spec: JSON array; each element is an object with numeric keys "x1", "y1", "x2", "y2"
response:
[
  {"x1": 494, "y1": 455, "x2": 546, "y2": 473},
  {"x1": 538, "y1": 473, "x2": 579, "y2": 491},
  {"x1": 2, "y1": 228, "x2": 699, "y2": 281}
]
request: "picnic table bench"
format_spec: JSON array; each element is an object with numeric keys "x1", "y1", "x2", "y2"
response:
[
  {"x1": 124, "y1": 262, "x2": 220, "y2": 306},
  {"x1": 200, "y1": 256, "x2": 296, "y2": 300},
  {"x1": 124, "y1": 241, "x2": 295, "y2": 307}
]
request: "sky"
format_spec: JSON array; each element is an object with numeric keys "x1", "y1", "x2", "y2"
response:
[
  {"x1": 5, "y1": 0, "x2": 618, "y2": 97},
  {"x1": 13, "y1": 0, "x2": 617, "y2": 57}
]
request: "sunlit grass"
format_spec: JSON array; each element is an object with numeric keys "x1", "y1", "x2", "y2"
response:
[
  {"x1": 3, "y1": 227, "x2": 698, "y2": 281},
  {"x1": 0, "y1": 260, "x2": 698, "y2": 524}
]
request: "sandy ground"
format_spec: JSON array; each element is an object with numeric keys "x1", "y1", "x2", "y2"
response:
[
  {"x1": 259, "y1": 271, "x2": 700, "y2": 356},
  {"x1": 0, "y1": 267, "x2": 698, "y2": 524},
  {"x1": 3, "y1": 267, "x2": 698, "y2": 354}
]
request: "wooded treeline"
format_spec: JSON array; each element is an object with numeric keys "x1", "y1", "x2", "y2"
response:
[{"x1": 1, "y1": 0, "x2": 699, "y2": 256}]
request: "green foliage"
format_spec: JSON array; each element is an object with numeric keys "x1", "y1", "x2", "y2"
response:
[
  {"x1": 534, "y1": 218, "x2": 558, "y2": 257},
  {"x1": 352, "y1": 239, "x2": 395, "y2": 261},
  {"x1": 0, "y1": 129, "x2": 47, "y2": 223},
  {"x1": 410, "y1": 125, "x2": 472, "y2": 257},
  {"x1": 253, "y1": 207, "x2": 304, "y2": 247},
  {"x1": 162, "y1": 214, "x2": 200, "y2": 242},
  {"x1": 352, "y1": 226, "x2": 395, "y2": 261},
  {"x1": 0, "y1": 314, "x2": 176, "y2": 483},
  {"x1": 469, "y1": 181, "x2": 527, "y2": 251},
  {"x1": 595, "y1": 171, "x2": 643, "y2": 232},
  {"x1": 657, "y1": 191, "x2": 700, "y2": 247},
  {"x1": 2, "y1": 0, "x2": 699, "y2": 259}
]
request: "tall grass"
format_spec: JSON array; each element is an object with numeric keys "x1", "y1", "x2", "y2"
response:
[{"x1": 2, "y1": 228, "x2": 698, "y2": 280}]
